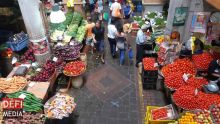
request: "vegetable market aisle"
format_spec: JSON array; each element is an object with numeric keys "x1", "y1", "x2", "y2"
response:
[{"x1": 67, "y1": 15, "x2": 143, "y2": 123}]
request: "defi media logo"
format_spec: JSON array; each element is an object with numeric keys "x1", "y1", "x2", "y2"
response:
[{"x1": 1, "y1": 98, "x2": 23, "y2": 118}]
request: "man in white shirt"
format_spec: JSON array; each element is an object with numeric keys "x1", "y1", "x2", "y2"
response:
[
  {"x1": 108, "y1": 20, "x2": 118, "y2": 57},
  {"x1": 110, "y1": 0, "x2": 122, "y2": 21},
  {"x1": 136, "y1": 24, "x2": 149, "y2": 67}
]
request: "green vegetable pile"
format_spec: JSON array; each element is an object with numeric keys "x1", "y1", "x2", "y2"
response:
[
  {"x1": 147, "y1": 12, "x2": 157, "y2": 19},
  {"x1": 63, "y1": 12, "x2": 73, "y2": 27},
  {"x1": 75, "y1": 26, "x2": 86, "y2": 43},
  {"x1": 7, "y1": 91, "x2": 43, "y2": 112},
  {"x1": 71, "y1": 12, "x2": 83, "y2": 25},
  {"x1": 66, "y1": 24, "x2": 78, "y2": 37}
]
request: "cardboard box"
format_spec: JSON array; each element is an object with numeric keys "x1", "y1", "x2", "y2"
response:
[{"x1": 26, "y1": 82, "x2": 50, "y2": 101}]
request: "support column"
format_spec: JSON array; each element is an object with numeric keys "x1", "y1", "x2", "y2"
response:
[
  {"x1": 165, "y1": 0, "x2": 204, "y2": 42},
  {"x1": 18, "y1": 0, "x2": 51, "y2": 65}
]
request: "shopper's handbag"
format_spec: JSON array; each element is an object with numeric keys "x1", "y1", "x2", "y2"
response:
[{"x1": 116, "y1": 41, "x2": 125, "y2": 49}]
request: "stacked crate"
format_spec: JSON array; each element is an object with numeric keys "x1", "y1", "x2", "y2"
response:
[{"x1": 142, "y1": 57, "x2": 158, "y2": 90}]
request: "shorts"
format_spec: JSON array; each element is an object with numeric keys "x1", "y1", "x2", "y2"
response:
[
  {"x1": 95, "y1": 40, "x2": 105, "y2": 53},
  {"x1": 86, "y1": 38, "x2": 93, "y2": 45}
]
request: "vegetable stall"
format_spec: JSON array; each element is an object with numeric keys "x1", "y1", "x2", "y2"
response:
[{"x1": 0, "y1": 10, "x2": 87, "y2": 124}]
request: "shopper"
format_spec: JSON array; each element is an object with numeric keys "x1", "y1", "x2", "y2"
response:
[
  {"x1": 110, "y1": 0, "x2": 122, "y2": 22},
  {"x1": 83, "y1": 16, "x2": 95, "y2": 54},
  {"x1": 94, "y1": 0, "x2": 103, "y2": 21},
  {"x1": 123, "y1": 2, "x2": 132, "y2": 19},
  {"x1": 128, "y1": 44, "x2": 133, "y2": 65},
  {"x1": 108, "y1": 19, "x2": 118, "y2": 58},
  {"x1": 89, "y1": 0, "x2": 95, "y2": 13},
  {"x1": 135, "y1": 24, "x2": 149, "y2": 67},
  {"x1": 208, "y1": 58, "x2": 220, "y2": 83},
  {"x1": 92, "y1": 21, "x2": 105, "y2": 64},
  {"x1": 116, "y1": 27, "x2": 126, "y2": 66}
]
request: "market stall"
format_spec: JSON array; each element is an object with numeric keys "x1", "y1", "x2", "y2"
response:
[
  {"x1": 0, "y1": 2, "x2": 87, "y2": 123},
  {"x1": 143, "y1": 10, "x2": 220, "y2": 124}
]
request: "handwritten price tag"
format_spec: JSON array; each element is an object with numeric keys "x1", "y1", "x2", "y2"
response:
[
  {"x1": 36, "y1": 68, "x2": 42, "y2": 72},
  {"x1": 183, "y1": 73, "x2": 189, "y2": 82},
  {"x1": 154, "y1": 63, "x2": 159, "y2": 67},
  {"x1": 28, "y1": 82, "x2": 36, "y2": 87},
  {"x1": 19, "y1": 94, "x2": 26, "y2": 99},
  {"x1": 53, "y1": 57, "x2": 58, "y2": 62}
]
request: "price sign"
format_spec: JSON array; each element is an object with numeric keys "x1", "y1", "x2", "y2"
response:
[
  {"x1": 32, "y1": 62, "x2": 37, "y2": 67},
  {"x1": 28, "y1": 82, "x2": 36, "y2": 87},
  {"x1": 70, "y1": 42, "x2": 74, "y2": 46},
  {"x1": 12, "y1": 57, "x2": 18, "y2": 64},
  {"x1": 53, "y1": 57, "x2": 58, "y2": 62},
  {"x1": 154, "y1": 63, "x2": 159, "y2": 67},
  {"x1": 19, "y1": 94, "x2": 26, "y2": 99},
  {"x1": 36, "y1": 68, "x2": 42, "y2": 72},
  {"x1": 194, "y1": 88, "x2": 199, "y2": 96},
  {"x1": 183, "y1": 73, "x2": 189, "y2": 82}
]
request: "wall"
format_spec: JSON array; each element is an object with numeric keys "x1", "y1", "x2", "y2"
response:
[
  {"x1": 166, "y1": 0, "x2": 219, "y2": 43},
  {"x1": 144, "y1": 5, "x2": 164, "y2": 13},
  {"x1": 165, "y1": 0, "x2": 205, "y2": 42}
]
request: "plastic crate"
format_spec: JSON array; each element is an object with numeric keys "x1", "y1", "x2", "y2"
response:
[
  {"x1": 146, "y1": 106, "x2": 175, "y2": 124},
  {"x1": 7, "y1": 36, "x2": 28, "y2": 51},
  {"x1": 142, "y1": 69, "x2": 158, "y2": 78},
  {"x1": 143, "y1": 83, "x2": 156, "y2": 90},
  {"x1": 142, "y1": 77, "x2": 157, "y2": 84}
]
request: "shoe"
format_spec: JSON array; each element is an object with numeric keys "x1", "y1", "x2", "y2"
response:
[{"x1": 101, "y1": 59, "x2": 105, "y2": 64}]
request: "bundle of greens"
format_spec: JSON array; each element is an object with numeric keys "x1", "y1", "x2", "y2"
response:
[
  {"x1": 75, "y1": 26, "x2": 86, "y2": 43},
  {"x1": 7, "y1": 91, "x2": 43, "y2": 112}
]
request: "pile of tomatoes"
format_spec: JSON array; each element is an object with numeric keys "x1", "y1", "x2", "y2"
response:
[
  {"x1": 186, "y1": 77, "x2": 208, "y2": 90},
  {"x1": 162, "y1": 58, "x2": 196, "y2": 77},
  {"x1": 143, "y1": 57, "x2": 157, "y2": 71},
  {"x1": 151, "y1": 108, "x2": 168, "y2": 120},
  {"x1": 63, "y1": 61, "x2": 86, "y2": 76},
  {"x1": 164, "y1": 72, "x2": 185, "y2": 90},
  {"x1": 192, "y1": 52, "x2": 213, "y2": 70},
  {"x1": 173, "y1": 86, "x2": 220, "y2": 110}
]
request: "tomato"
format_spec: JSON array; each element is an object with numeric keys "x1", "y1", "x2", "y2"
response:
[
  {"x1": 151, "y1": 108, "x2": 168, "y2": 120},
  {"x1": 142, "y1": 57, "x2": 157, "y2": 71},
  {"x1": 63, "y1": 61, "x2": 86, "y2": 76},
  {"x1": 186, "y1": 77, "x2": 208, "y2": 90},
  {"x1": 192, "y1": 52, "x2": 213, "y2": 70},
  {"x1": 173, "y1": 86, "x2": 220, "y2": 110},
  {"x1": 162, "y1": 58, "x2": 196, "y2": 77}
]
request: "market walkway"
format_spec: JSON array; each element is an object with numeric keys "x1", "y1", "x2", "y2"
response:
[{"x1": 67, "y1": 8, "x2": 143, "y2": 124}]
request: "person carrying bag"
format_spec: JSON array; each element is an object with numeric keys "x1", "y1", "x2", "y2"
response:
[{"x1": 116, "y1": 27, "x2": 126, "y2": 66}]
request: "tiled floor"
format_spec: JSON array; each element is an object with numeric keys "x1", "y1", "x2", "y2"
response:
[
  {"x1": 66, "y1": 5, "x2": 167, "y2": 124},
  {"x1": 67, "y1": 7, "x2": 143, "y2": 123}
]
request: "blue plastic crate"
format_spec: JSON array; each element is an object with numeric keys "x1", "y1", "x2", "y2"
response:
[{"x1": 7, "y1": 36, "x2": 29, "y2": 51}]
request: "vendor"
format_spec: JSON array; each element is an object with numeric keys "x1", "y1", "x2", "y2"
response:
[
  {"x1": 135, "y1": 24, "x2": 149, "y2": 67},
  {"x1": 208, "y1": 58, "x2": 220, "y2": 83},
  {"x1": 193, "y1": 38, "x2": 204, "y2": 54},
  {"x1": 180, "y1": 37, "x2": 192, "y2": 57},
  {"x1": 211, "y1": 35, "x2": 220, "y2": 47}
]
